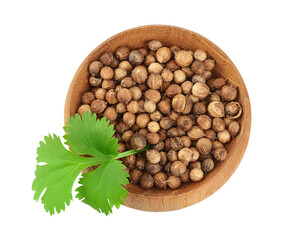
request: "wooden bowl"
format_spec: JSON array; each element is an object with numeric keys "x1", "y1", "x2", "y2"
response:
[{"x1": 64, "y1": 25, "x2": 251, "y2": 212}]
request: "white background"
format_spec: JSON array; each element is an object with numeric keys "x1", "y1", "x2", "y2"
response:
[{"x1": 0, "y1": 0, "x2": 287, "y2": 239}]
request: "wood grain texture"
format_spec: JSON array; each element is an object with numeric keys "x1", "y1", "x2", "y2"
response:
[{"x1": 64, "y1": 25, "x2": 251, "y2": 212}]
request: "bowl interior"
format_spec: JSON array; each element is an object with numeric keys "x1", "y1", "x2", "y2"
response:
[{"x1": 65, "y1": 25, "x2": 251, "y2": 211}]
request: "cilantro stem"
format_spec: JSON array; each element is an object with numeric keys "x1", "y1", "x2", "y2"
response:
[{"x1": 116, "y1": 144, "x2": 152, "y2": 159}]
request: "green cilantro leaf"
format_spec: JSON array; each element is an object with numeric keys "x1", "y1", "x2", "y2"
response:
[
  {"x1": 63, "y1": 112, "x2": 119, "y2": 158},
  {"x1": 33, "y1": 112, "x2": 150, "y2": 215},
  {"x1": 76, "y1": 158, "x2": 129, "y2": 215},
  {"x1": 32, "y1": 134, "x2": 105, "y2": 215}
]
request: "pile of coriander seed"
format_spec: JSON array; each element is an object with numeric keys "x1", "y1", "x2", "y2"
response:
[{"x1": 78, "y1": 40, "x2": 242, "y2": 190}]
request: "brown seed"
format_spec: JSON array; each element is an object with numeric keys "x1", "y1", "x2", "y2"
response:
[
  {"x1": 171, "y1": 161, "x2": 186, "y2": 177},
  {"x1": 130, "y1": 86, "x2": 142, "y2": 100},
  {"x1": 81, "y1": 92, "x2": 95, "y2": 105},
  {"x1": 148, "y1": 62, "x2": 163, "y2": 74},
  {"x1": 177, "y1": 116, "x2": 193, "y2": 131},
  {"x1": 147, "y1": 73, "x2": 163, "y2": 90},
  {"x1": 194, "y1": 49, "x2": 207, "y2": 62},
  {"x1": 170, "y1": 45, "x2": 181, "y2": 54},
  {"x1": 181, "y1": 136, "x2": 191, "y2": 148},
  {"x1": 181, "y1": 81, "x2": 193, "y2": 95},
  {"x1": 103, "y1": 107, "x2": 117, "y2": 121},
  {"x1": 144, "y1": 54, "x2": 156, "y2": 66},
  {"x1": 101, "y1": 79, "x2": 115, "y2": 90},
  {"x1": 144, "y1": 89, "x2": 161, "y2": 103},
  {"x1": 173, "y1": 70, "x2": 186, "y2": 84},
  {"x1": 117, "y1": 88, "x2": 132, "y2": 104},
  {"x1": 157, "y1": 99, "x2": 171, "y2": 114},
  {"x1": 130, "y1": 169, "x2": 143, "y2": 184},
  {"x1": 95, "y1": 88, "x2": 107, "y2": 100},
  {"x1": 145, "y1": 162, "x2": 161, "y2": 175},
  {"x1": 213, "y1": 78, "x2": 226, "y2": 89},
  {"x1": 204, "y1": 129, "x2": 217, "y2": 140},
  {"x1": 221, "y1": 85, "x2": 237, "y2": 101},
  {"x1": 110, "y1": 58, "x2": 119, "y2": 69},
  {"x1": 166, "y1": 84, "x2": 182, "y2": 98},
  {"x1": 181, "y1": 169, "x2": 191, "y2": 183},
  {"x1": 136, "y1": 114, "x2": 150, "y2": 128},
  {"x1": 116, "y1": 46, "x2": 130, "y2": 60},
  {"x1": 168, "y1": 111, "x2": 180, "y2": 122},
  {"x1": 188, "y1": 160, "x2": 201, "y2": 170},
  {"x1": 148, "y1": 40, "x2": 162, "y2": 51},
  {"x1": 192, "y1": 75, "x2": 205, "y2": 86},
  {"x1": 130, "y1": 133, "x2": 146, "y2": 150},
  {"x1": 78, "y1": 104, "x2": 91, "y2": 115},
  {"x1": 217, "y1": 129, "x2": 231, "y2": 143},
  {"x1": 123, "y1": 154, "x2": 136, "y2": 168},
  {"x1": 212, "y1": 118, "x2": 226, "y2": 132},
  {"x1": 126, "y1": 100, "x2": 139, "y2": 114},
  {"x1": 191, "y1": 60, "x2": 205, "y2": 75},
  {"x1": 175, "y1": 50, "x2": 193, "y2": 67},
  {"x1": 117, "y1": 142, "x2": 126, "y2": 153},
  {"x1": 158, "y1": 129, "x2": 167, "y2": 141},
  {"x1": 114, "y1": 68, "x2": 127, "y2": 81},
  {"x1": 181, "y1": 67, "x2": 194, "y2": 78},
  {"x1": 161, "y1": 68, "x2": 174, "y2": 82},
  {"x1": 146, "y1": 132, "x2": 160, "y2": 144},
  {"x1": 140, "y1": 172, "x2": 154, "y2": 189},
  {"x1": 153, "y1": 172, "x2": 167, "y2": 189},
  {"x1": 172, "y1": 94, "x2": 186, "y2": 113},
  {"x1": 228, "y1": 121, "x2": 240, "y2": 136},
  {"x1": 150, "y1": 110, "x2": 162, "y2": 122},
  {"x1": 193, "y1": 102, "x2": 206, "y2": 115},
  {"x1": 166, "y1": 60, "x2": 180, "y2": 72},
  {"x1": 105, "y1": 89, "x2": 118, "y2": 104},
  {"x1": 196, "y1": 138, "x2": 212, "y2": 155},
  {"x1": 119, "y1": 61, "x2": 133, "y2": 72},
  {"x1": 122, "y1": 130, "x2": 134, "y2": 142},
  {"x1": 115, "y1": 122, "x2": 129, "y2": 134},
  {"x1": 204, "y1": 59, "x2": 215, "y2": 71},
  {"x1": 187, "y1": 126, "x2": 205, "y2": 140},
  {"x1": 189, "y1": 168, "x2": 204, "y2": 182},
  {"x1": 146, "y1": 149, "x2": 161, "y2": 164},
  {"x1": 167, "y1": 149, "x2": 178, "y2": 162},
  {"x1": 178, "y1": 148, "x2": 194, "y2": 165},
  {"x1": 131, "y1": 65, "x2": 148, "y2": 84},
  {"x1": 207, "y1": 101, "x2": 225, "y2": 118},
  {"x1": 144, "y1": 100, "x2": 156, "y2": 113},
  {"x1": 156, "y1": 47, "x2": 172, "y2": 63},
  {"x1": 154, "y1": 141, "x2": 165, "y2": 152},
  {"x1": 147, "y1": 121, "x2": 160, "y2": 133},
  {"x1": 171, "y1": 137, "x2": 183, "y2": 151},
  {"x1": 225, "y1": 102, "x2": 242, "y2": 119},
  {"x1": 159, "y1": 151, "x2": 168, "y2": 165},
  {"x1": 135, "y1": 156, "x2": 146, "y2": 170},
  {"x1": 197, "y1": 115, "x2": 212, "y2": 130},
  {"x1": 100, "y1": 52, "x2": 114, "y2": 66},
  {"x1": 89, "y1": 61, "x2": 103, "y2": 76},
  {"x1": 91, "y1": 99, "x2": 107, "y2": 113},
  {"x1": 116, "y1": 102, "x2": 127, "y2": 114},
  {"x1": 167, "y1": 128, "x2": 179, "y2": 138},
  {"x1": 100, "y1": 66, "x2": 114, "y2": 80},
  {"x1": 192, "y1": 82, "x2": 210, "y2": 99},
  {"x1": 202, "y1": 158, "x2": 214, "y2": 173},
  {"x1": 160, "y1": 117, "x2": 175, "y2": 130},
  {"x1": 89, "y1": 76, "x2": 102, "y2": 87},
  {"x1": 207, "y1": 92, "x2": 221, "y2": 102},
  {"x1": 212, "y1": 141, "x2": 224, "y2": 150},
  {"x1": 213, "y1": 147, "x2": 228, "y2": 161},
  {"x1": 167, "y1": 175, "x2": 181, "y2": 189},
  {"x1": 123, "y1": 112, "x2": 136, "y2": 127},
  {"x1": 129, "y1": 50, "x2": 144, "y2": 65}
]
